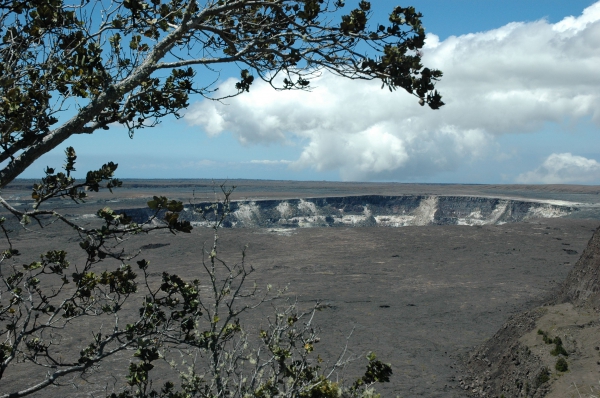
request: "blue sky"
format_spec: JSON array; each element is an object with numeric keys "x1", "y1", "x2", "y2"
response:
[{"x1": 19, "y1": 1, "x2": 600, "y2": 184}]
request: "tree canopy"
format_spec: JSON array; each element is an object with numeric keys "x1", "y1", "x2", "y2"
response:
[{"x1": 0, "y1": 0, "x2": 443, "y2": 188}]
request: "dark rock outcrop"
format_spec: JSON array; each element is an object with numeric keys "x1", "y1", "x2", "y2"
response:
[
  {"x1": 464, "y1": 308, "x2": 550, "y2": 398},
  {"x1": 553, "y1": 225, "x2": 600, "y2": 309}
]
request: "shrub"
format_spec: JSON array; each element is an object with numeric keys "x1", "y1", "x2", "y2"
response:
[
  {"x1": 555, "y1": 358, "x2": 568, "y2": 372},
  {"x1": 550, "y1": 336, "x2": 568, "y2": 357},
  {"x1": 535, "y1": 367, "x2": 550, "y2": 388}
]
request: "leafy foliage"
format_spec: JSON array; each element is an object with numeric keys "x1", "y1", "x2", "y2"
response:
[{"x1": 555, "y1": 357, "x2": 568, "y2": 372}]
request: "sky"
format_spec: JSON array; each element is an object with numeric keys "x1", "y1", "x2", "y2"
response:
[{"x1": 18, "y1": 0, "x2": 600, "y2": 184}]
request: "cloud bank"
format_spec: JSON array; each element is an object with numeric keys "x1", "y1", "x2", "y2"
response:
[
  {"x1": 185, "y1": 2, "x2": 600, "y2": 182},
  {"x1": 517, "y1": 153, "x2": 600, "y2": 184}
]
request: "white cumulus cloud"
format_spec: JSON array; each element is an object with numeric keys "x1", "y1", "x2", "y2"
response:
[
  {"x1": 185, "y1": 2, "x2": 600, "y2": 181},
  {"x1": 516, "y1": 153, "x2": 600, "y2": 184}
]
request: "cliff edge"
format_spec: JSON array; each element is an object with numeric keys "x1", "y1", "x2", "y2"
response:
[
  {"x1": 465, "y1": 225, "x2": 600, "y2": 398},
  {"x1": 554, "y1": 225, "x2": 600, "y2": 310}
]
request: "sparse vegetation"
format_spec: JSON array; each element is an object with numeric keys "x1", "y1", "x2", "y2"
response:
[
  {"x1": 535, "y1": 367, "x2": 550, "y2": 388},
  {"x1": 538, "y1": 328, "x2": 553, "y2": 345},
  {"x1": 538, "y1": 329, "x2": 568, "y2": 357},
  {"x1": 555, "y1": 357, "x2": 568, "y2": 372},
  {"x1": 550, "y1": 337, "x2": 568, "y2": 357}
]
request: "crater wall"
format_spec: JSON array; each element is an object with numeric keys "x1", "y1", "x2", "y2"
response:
[{"x1": 116, "y1": 195, "x2": 579, "y2": 228}]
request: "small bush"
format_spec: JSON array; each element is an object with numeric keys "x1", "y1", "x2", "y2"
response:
[
  {"x1": 550, "y1": 336, "x2": 568, "y2": 357},
  {"x1": 550, "y1": 344, "x2": 568, "y2": 357},
  {"x1": 553, "y1": 336, "x2": 562, "y2": 346},
  {"x1": 538, "y1": 329, "x2": 553, "y2": 344},
  {"x1": 535, "y1": 367, "x2": 550, "y2": 387},
  {"x1": 555, "y1": 358, "x2": 568, "y2": 372}
]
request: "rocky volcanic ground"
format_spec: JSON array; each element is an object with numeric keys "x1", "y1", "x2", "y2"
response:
[{"x1": 2, "y1": 180, "x2": 600, "y2": 397}]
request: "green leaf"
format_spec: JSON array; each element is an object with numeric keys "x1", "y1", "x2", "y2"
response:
[
  {"x1": 23, "y1": 261, "x2": 42, "y2": 270},
  {"x1": 166, "y1": 200, "x2": 184, "y2": 212},
  {"x1": 137, "y1": 259, "x2": 149, "y2": 270}
]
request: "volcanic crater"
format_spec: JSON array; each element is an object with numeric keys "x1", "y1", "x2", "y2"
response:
[{"x1": 2, "y1": 180, "x2": 600, "y2": 397}]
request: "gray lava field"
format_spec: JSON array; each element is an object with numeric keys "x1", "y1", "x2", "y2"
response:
[{"x1": 2, "y1": 180, "x2": 600, "y2": 397}]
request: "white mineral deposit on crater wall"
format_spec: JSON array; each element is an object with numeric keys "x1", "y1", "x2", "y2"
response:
[
  {"x1": 525, "y1": 204, "x2": 571, "y2": 219},
  {"x1": 297, "y1": 199, "x2": 318, "y2": 215},
  {"x1": 191, "y1": 221, "x2": 211, "y2": 227},
  {"x1": 490, "y1": 201, "x2": 509, "y2": 223},
  {"x1": 276, "y1": 201, "x2": 291, "y2": 217},
  {"x1": 284, "y1": 214, "x2": 328, "y2": 227},
  {"x1": 456, "y1": 201, "x2": 509, "y2": 226},
  {"x1": 374, "y1": 215, "x2": 416, "y2": 227},
  {"x1": 233, "y1": 201, "x2": 260, "y2": 225},
  {"x1": 363, "y1": 205, "x2": 372, "y2": 217},
  {"x1": 412, "y1": 196, "x2": 438, "y2": 226},
  {"x1": 337, "y1": 214, "x2": 368, "y2": 226}
]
